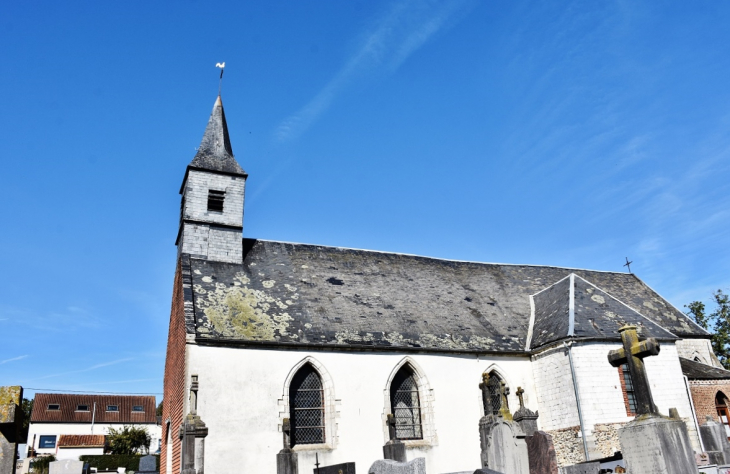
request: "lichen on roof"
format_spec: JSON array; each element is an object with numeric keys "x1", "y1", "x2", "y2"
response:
[{"x1": 184, "y1": 239, "x2": 708, "y2": 353}]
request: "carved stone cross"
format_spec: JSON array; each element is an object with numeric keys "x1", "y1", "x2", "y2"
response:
[
  {"x1": 387, "y1": 413, "x2": 397, "y2": 442},
  {"x1": 281, "y1": 418, "x2": 292, "y2": 453},
  {"x1": 498, "y1": 381, "x2": 512, "y2": 420},
  {"x1": 516, "y1": 387, "x2": 525, "y2": 409},
  {"x1": 479, "y1": 373, "x2": 491, "y2": 415},
  {"x1": 608, "y1": 324, "x2": 660, "y2": 416}
]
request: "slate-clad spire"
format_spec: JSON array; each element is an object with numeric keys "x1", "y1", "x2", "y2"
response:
[{"x1": 189, "y1": 96, "x2": 246, "y2": 176}]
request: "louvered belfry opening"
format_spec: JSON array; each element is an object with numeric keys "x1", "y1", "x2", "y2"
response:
[
  {"x1": 390, "y1": 365, "x2": 423, "y2": 440},
  {"x1": 289, "y1": 364, "x2": 325, "y2": 446},
  {"x1": 486, "y1": 372, "x2": 504, "y2": 416}
]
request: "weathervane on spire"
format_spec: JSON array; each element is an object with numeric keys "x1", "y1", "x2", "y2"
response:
[{"x1": 216, "y1": 62, "x2": 225, "y2": 95}]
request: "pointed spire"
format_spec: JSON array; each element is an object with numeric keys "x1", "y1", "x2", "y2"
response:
[{"x1": 188, "y1": 96, "x2": 246, "y2": 176}]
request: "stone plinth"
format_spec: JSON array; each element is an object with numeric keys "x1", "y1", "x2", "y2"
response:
[
  {"x1": 383, "y1": 441, "x2": 407, "y2": 463},
  {"x1": 618, "y1": 415, "x2": 696, "y2": 474},
  {"x1": 315, "y1": 462, "x2": 356, "y2": 474},
  {"x1": 479, "y1": 416, "x2": 529, "y2": 474},
  {"x1": 526, "y1": 431, "x2": 558, "y2": 474},
  {"x1": 368, "y1": 457, "x2": 426, "y2": 474},
  {"x1": 277, "y1": 451, "x2": 298, "y2": 474},
  {"x1": 701, "y1": 417, "x2": 730, "y2": 465},
  {"x1": 514, "y1": 408, "x2": 539, "y2": 437},
  {"x1": 558, "y1": 462, "x2": 599, "y2": 474},
  {"x1": 49, "y1": 460, "x2": 84, "y2": 474}
]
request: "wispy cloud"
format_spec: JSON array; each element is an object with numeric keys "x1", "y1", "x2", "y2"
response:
[
  {"x1": 1, "y1": 355, "x2": 28, "y2": 364},
  {"x1": 26, "y1": 358, "x2": 134, "y2": 382},
  {"x1": 274, "y1": 0, "x2": 475, "y2": 142}
]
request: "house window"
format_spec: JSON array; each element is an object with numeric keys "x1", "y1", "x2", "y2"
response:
[
  {"x1": 390, "y1": 365, "x2": 423, "y2": 440},
  {"x1": 47, "y1": 404, "x2": 60, "y2": 410},
  {"x1": 107, "y1": 405, "x2": 119, "y2": 412},
  {"x1": 132, "y1": 405, "x2": 144, "y2": 412},
  {"x1": 619, "y1": 364, "x2": 637, "y2": 415},
  {"x1": 716, "y1": 392, "x2": 730, "y2": 439},
  {"x1": 76, "y1": 405, "x2": 89, "y2": 412},
  {"x1": 39, "y1": 436, "x2": 56, "y2": 448},
  {"x1": 289, "y1": 364, "x2": 325, "y2": 446},
  {"x1": 484, "y1": 372, "x2": 507, "y2": 416},
  {"x1": 207, "y1": 190, "x2": 225, "y2": 212}
]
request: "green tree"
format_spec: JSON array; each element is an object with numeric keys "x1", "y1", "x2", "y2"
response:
[
  {"x1": 686, "y1": 289, "x2": 730, "y2": 369},
  {"x1": 156, "y1": 400, "x2": 163, "y2": 417},
  {"x1": 31, "y1": 455, "x2": 55, "y2": 474},
  {"x1": 20, "y1": 398, "x2": 33, "y2": 443},
  {"x1": 106, "y1": 426, "x2": 151, "y2": 455}
]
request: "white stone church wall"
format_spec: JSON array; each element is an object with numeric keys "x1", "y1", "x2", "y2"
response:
[
  {"x1": 676, "y1": 338, "x2": 720, "y2": 367},
  {"x1": 185, "y1": 345, "x2": 537, "y2": 474},
  {"x1": 531, "y1": 347, "x2": 580, "y2": 431}
]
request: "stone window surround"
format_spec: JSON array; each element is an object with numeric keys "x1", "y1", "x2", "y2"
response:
[
  {"x1": 382, "y1": 356, "x2": 438, "y2": 448},
  {"x1": 279, "y1": 356, "x2": 340, "y2": 452}
]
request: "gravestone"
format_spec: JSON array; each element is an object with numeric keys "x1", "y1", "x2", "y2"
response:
[
  {"x1": 49, "y1": 460, "x2": 84, "y2": 474},
  {"x1": 277, "y1": 418, "x2": 298, "y2": 474},
  {"x1": 314, "y1": 462, "x2": 356, "y2": 474},
  {"x1": 607, "y1": 325, "x2": 696, "y2": 474},
  {"x1": 368, "y1": 457, "x2": 426, "y2": 474},
  {"x1": 557, "y1": 462, "x2": 599, "y2": 474},
  {"x1": 137, "y1": 455, "x2": 158, "y2": 474},
  {"x1": 700, "y1": 415, "x2": 730, "y2": 465},
  {"x1": 526, "y1": 431, "x2": 558, "y2": 474},
  {"x1": 383, "y1": 414, "x2": 407, "y2": 463},
  {"x1": 0, "y1": 386, "x2": 23, "y2": 474},
  {"x1": 478, "y1": 376, "x2": 529, "y2": 474},
  {"x1": 513, "y1": 388, "x2": 539, "y2": 437}
]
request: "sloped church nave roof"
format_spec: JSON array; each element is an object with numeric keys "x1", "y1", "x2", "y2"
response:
[{"x1": 183, "y1": 239, "x2": 708, "y2": 353}]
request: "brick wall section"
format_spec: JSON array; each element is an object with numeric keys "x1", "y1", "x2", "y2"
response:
[
  {"x1": 161, "y1": 260, "x2": 187, "y2": 474},
  {"x1": 689, "y1": 380, "x2": 730, "y2": 424},
  {"x1": 617, "y1": 366, "x2": 635, "y2": 417}
]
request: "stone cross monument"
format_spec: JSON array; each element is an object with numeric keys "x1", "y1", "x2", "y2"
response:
[
  {"x1": 607, "y1": 325, "x2": 660, "y2": 415},
  {"x1": 382, "y1": 413, "x2": 406, "y2": 462},
  {"x1": 180, "y1": 376, "x2": 208, "y2": 474},
  {"x1": 277, "y1": 418, "x2": 298, "y2": 474},
  {"x1": 478, "y1": 376, "x2": 528, "y2": 474},
  {"x1": 607, "y1": 325, "x2": 696, "y2": 474}
]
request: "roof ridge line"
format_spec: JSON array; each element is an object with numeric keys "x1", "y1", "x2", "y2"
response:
[{"x1": 249, "y1": 238, "x2": 631, "y2": 274}]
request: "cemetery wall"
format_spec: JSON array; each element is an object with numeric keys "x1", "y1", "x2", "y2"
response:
[
  {"x1": 546, "y1": 426, "x2": 583, "y2": 467},
  {"x1": 688, "y1": 379, "x2": 730, "y2": 425},
  {"x1": 161, "y1": 263, "x2": 187, "y2": 474},
  {"x1": 676, "y1": 338, "x2": 720, "y2": 367},
  {"x1": 186, "y1": 345, "x2": 536, "y2": 474}
]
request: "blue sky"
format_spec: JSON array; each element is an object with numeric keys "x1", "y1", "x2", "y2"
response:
[{"x1": 2, "y1": 1, "x2": 730, "y2": 399}]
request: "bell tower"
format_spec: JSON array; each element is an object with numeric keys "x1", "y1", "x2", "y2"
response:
[{"x1": 176, "y1": 95, "x2": 247, "y2": 264}]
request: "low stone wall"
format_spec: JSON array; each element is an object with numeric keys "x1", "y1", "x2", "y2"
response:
[
  {"x1": 548, "y1": 426, "x2": 583, "y2": 467},
  {"x1": 592, "y1": 423, "x2": 625, "y2": 458}
]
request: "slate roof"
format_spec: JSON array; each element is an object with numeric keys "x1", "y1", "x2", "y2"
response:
[
  {"x1": 529, "y1": 274, "x2": 678, "y2": 349},
  {"x1": 187, "y1": 96, "x2": 246, "y2": 177},
  {"x1": 680, "y1": 357, "x2": 730, "y2": 380},
  {"x1": 58, "y1": 435, "x2": 106, "y2": 448},
  {"x1": 183, "y1": 239, "x2": 708, "y2": 353},
  {"x1": 31, "y1": 394, "x2": 157, "y2": 423}
]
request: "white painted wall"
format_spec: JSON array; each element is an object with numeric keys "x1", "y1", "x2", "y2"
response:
[
  {"x1": 56, "y1": 447, "x2": 104, "y2": 461},
  {"x1": 28, "y1": 423, "x2": 162, "y2": 458},
  {"x1": 531, "y1": 347, "x2": 580, "y2": 431},
  {"x1": 185, "y1": 345, "x2": 537, "y2": 474}
]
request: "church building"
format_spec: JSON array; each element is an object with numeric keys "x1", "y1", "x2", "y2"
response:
[{"x1": 161, "y1": 95, "x2": 725, "y2": 474}]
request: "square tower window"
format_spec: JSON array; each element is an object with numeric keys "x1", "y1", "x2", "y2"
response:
[{"x1": 207, "y1": 190, "x2": 225, "y2": 212}]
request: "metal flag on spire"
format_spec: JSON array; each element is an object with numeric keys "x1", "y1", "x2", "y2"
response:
[{"x1": 216, "y1": 62, "x2": 225, "y2": 95}]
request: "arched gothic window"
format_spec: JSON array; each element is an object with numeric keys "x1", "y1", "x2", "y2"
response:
[
  {"x1": 483, "y1": 371, "x2": 508, "y2": 416},
  {"x1": 289, "y1": 364, "x2": 325, "y2": 446},
  {"x1": 390, "y1": 365, "x2": 423, "y2": 440},
  {"x1": 716, "y1": 392, "x2": 730, "y2": 439}
]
